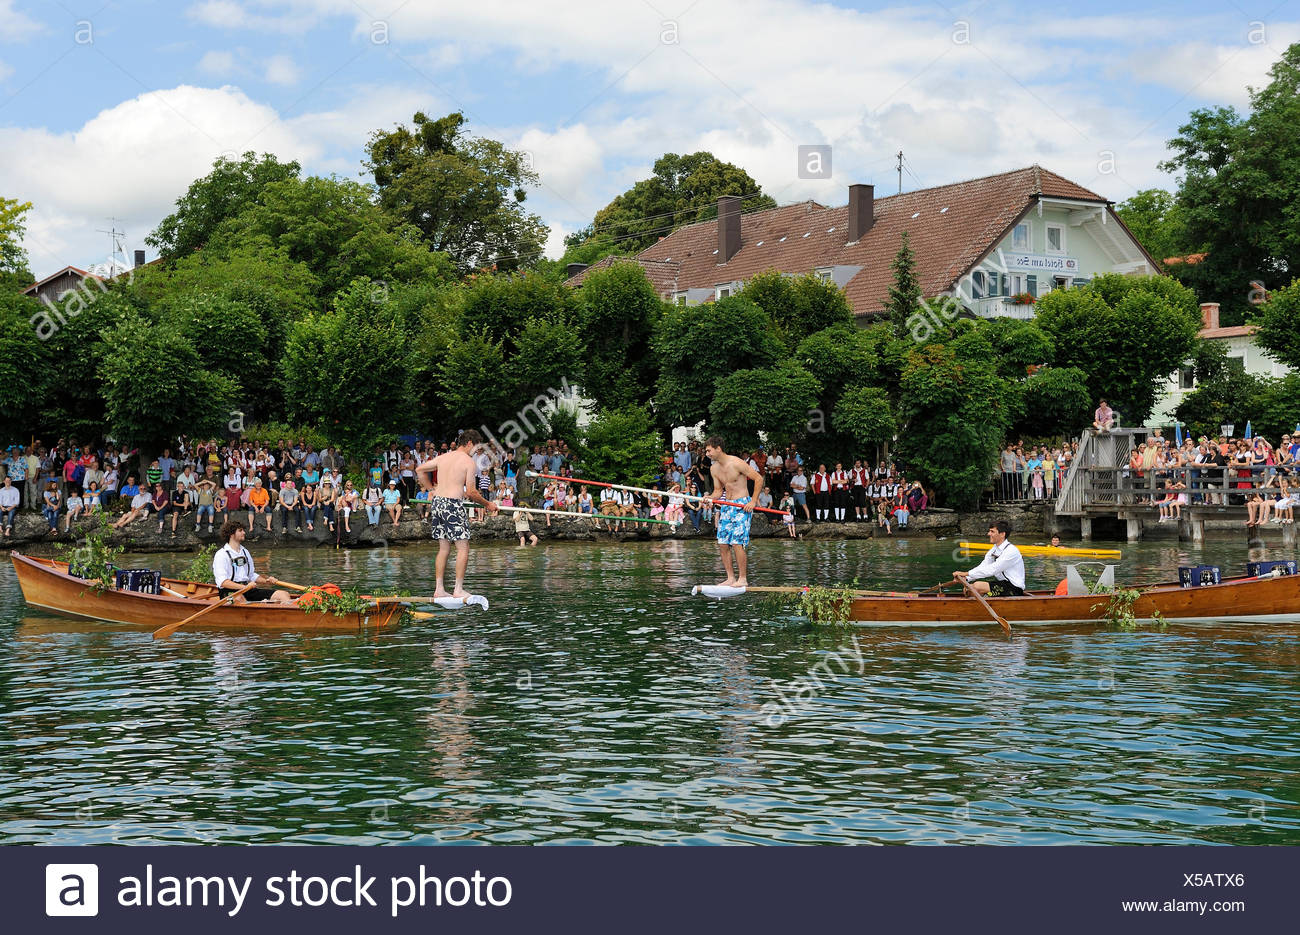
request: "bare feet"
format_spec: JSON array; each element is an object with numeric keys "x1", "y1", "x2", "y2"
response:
[
  {"x1": 734, "y1": 578, "x2": 749, "y2": 588},
  {"x1": 452, "y1": 589, "x2": 471, "y2": 601},
  {"x1": 433, "y1": 588, "x2": 451, "y2": 599},
  {"x1": 716, "y1": 578, "x2": 738, "y2": 588}
]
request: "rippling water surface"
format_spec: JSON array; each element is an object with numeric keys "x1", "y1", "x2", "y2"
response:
[{"x1": 2, "y1": 537, "x2": 1298, "y2": 844}]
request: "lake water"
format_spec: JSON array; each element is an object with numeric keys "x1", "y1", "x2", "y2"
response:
[{"x1": 2, "y1": 537, "x2": 1298, "y2": 844}]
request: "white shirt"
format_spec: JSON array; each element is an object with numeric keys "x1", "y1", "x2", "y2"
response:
[
  {"x1": 0, "y1": 486, "x2": 19, "y2": 508},
  {"x1": 213, "y1": 544, "x2": 255, "y2": 587},
  {"x1": 966, "y1": 541, "x2": 1026, "y2": 590}
]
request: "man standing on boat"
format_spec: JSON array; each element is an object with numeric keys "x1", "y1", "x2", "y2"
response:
[
  {"x1": 703, "y1": 435, "x2": 764, "y2": 588},
  {"x1": 953, "y1": 520, "x2": 1025, "y2": 596},
  {"x1": 416, "y1": 430, "x2": 499, "y2": 600},
  {"x1": 213, "y1": 520, "x2": 293, "y2": 603}
]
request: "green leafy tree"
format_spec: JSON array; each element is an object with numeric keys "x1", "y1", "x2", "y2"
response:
[
  {"x1": 884, "y1": 232, "x2": 921, "y2": 338},
  {"x1": 279, "y1": 279, "x2": 415, "y2": 453},
  {"x1": 1173, "y1": 368, "x2": 1268, "y2": 440},
  {"x1": 436, "y1": 329, "x2": 512, "y2": 430},
  {"x1": 576, "y1": 261, "x2": 666, "y2": 409},
  {"x1": 1160, "y1": 43, "x2": 1300, "y2": 324},
  {"x1": 0, "y1": 196, "x2": 33, "y2": 280},
  {"x1": 737, "y1": 270, "x2": 854, "y2": 350},
  {"x1": 1115, "y1": 188, "x2": 1188, "y2": 265},
  {"x1": 99, "y1": 317, "x2": 238, "y2": 453},
  {"x1": 708, "y1": 360, "x2": 822, "y2": 452},
  {"x1": 578, "y1": 406, "x2": 663, "y2": 486},
  {"x1": 1014, "y1": 366, "x2": 1094, "y2": 438},
  {"x1": 654, "y1": 295, "x2": 785, "y2": 428},
  {"x1": 458, "y1": 272, "x2": 576, "y2": 354},
  {"x1": 209, "y1": 175, "x2": 455, "y2": 297},
  {"x1": 831, "y1": 386, "x2": 897, "y2": 454},
  {"x1": 897, "y1": 344, "x2": 1013, "y2": 509},
  {"x1": 160, "y1": 293, "x2": 268, "y2": 395},
  {"x1": 1254, "y1": 278, "x2": 1300, "y2": 370},
  {"x1": 0, "y1": 291, "x2": 52, "y2": 438},
  {"x1": 148, "y1": 152, "x2": 301, "y2": 258},
  {"x1": 979, "y1": 318, "x2": 1055, "y2": 381},
  {"x1": 1034, "y1": 280, "x2": 1200, "y2": 425},
  {"x1": 364, "y1": 111, "x2": 547, "y2": 273},
  {"x1": 1252, "y1": 374, "x2": 1300, "y2": 441},
  {"x1": 567, "y1": 152, "x2": 776, "y2": 260},
  {"x1": 511, "y1": 315, "x2": 586, "y2": 402}
]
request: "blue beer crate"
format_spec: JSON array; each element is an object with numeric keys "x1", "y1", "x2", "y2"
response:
[
  {"x1": 1178, "y1": 565, "x2": 1221, "y2": 588},
  {"x1": 114, "y1": 569, "x2": 162, "y2": 594},
  {"x1": 1247, "y1": 560, "x2": 1297, "y2": 578}
]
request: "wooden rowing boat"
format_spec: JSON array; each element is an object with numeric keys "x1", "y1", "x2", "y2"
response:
[
  {"x1": 957, "y1": 541, "x2": 1122, "y2": 559},
  {"x1": 849, "y1": 573, "x2": 1300, "y2": 626},
  {"x1": 9, "y1": 551, "x2": 406, "y2": 631},
  {"x1": 696, "y1": 571, "x2": 1300, "y2": 626}
]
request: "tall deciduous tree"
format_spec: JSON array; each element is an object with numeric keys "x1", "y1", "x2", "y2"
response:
[
  {"x1": 365, "y1": 111, "x2": 546, "y2": 274},
  {"x1": 1115, "y1": 188, "x2": 1188, "y2": 265},
  {"x1": 654, "y1": 295, "x2": 785, "y2": 428},
  {"x1": 1253, "y1": 278, "x2": 1300, "y2": 370},
  {"x1": 576, "y1": 262, "x2": 666, "y2": 410},
  {"x1": 279, "y1": 279, "x2": 414, "y2": 454},
  {"x1": 0, "y1": 196, "x2": 33, "y2": 282},
  {"x1": 831, "y1": 386, "x2": 897, "y2": 454},
  {"x1": 148, "y1": 152, "x2": 300, "y2": 258},
  {"x1": 738, "y1": 270, "x2": 855, "y2": 350},
  {"x1": 1160, "y1": 43, "x2": 1300, "y2": 324},
  {"x1": 1034, "y1": 278, "x2": 1200, "y2": 425},
  {"x1": 0, "y1": 291, "x2": 51, "y2": 439},
  {"x1": 564, "y1": 152, "x2": 776, "y2": 262},
  {"x1": 708, "y1": 360, "x2": 821, "y2": 452},
  {"x1": 99, "y1": 316, "x2": 239, "y2": 452},
  {"x1": 579, "y1": 406, "x2": 663, "y2": 487}
]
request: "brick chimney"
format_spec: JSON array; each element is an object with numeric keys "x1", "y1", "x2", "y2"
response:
[
  {"x1": 847, "y1": 183, "x2": 874, "y2": 243},
  {"x1": 717, "y1": 195, "x2": 741, "y2": 263},
  {"x1": 1200, "y1": 302, "x2": 1220, "y2": 330},
  {"x1": 565, "y1": 262, "x2": 589, "y2": 279}
]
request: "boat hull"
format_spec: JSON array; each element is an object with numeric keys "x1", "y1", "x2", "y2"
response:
[
  {"x1": 9, "y1": 551, "x2": 403, "y2": 632},
  {"x1": 848, "y1": 573, "x2": 1300, "y2": 626}
]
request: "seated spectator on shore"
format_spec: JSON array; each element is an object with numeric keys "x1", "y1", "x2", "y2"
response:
[
  {"x1": 412, "y1": 487, "x2": 430, "y2": 521},
  {"x1": 892, "y1": 495, "x2": 910, "y2": 529},
  {"x1": 685, "y1": 482, "x2": 705, "y2": 532},
  {"x1": 64, "y1": 489, "x2": 84, "y2": 533},
  {"x1": 101, "y1": 464, "x2": 119, "y2": 509},
  {"x1": 0, "y1": 476, "x2": 18, "y2": 537},
  {"x1": 151, "y1": 483, "x2": 173, "y2": 535},
  {"x1": 1272, "y1": 477, "x2": 1295, "y2": 524},
  {"x1": 318, "y1": 479, "x2": 335, "y2": 531},
  {"x1": 167, "y1": 484, "x2": 191, "y2": 537},
  {"x1": 577, "y1": 486, "x2": 595, "y2": 516},
  {"x1": 382, "y1": 480, "x2": 403, "y2": 525},
  {"x1": 665, "y1": 483, "x2": 686, "y2": 529},
  {"x1": 597, "y1": 487, "x2": 618, "y2": 530},
  {"x1": 114, "y1": 487, "x2": 151, "y2": 529},
  {"x1": 875, "y1": 498, "x2": 892, "y2": 535},
  {"x1": 84, "y1": 481, "x2": 103, "y2": 515},
  {"x1": 279, "y1": 480, "x2": 301, "y2": 533},
  {"x1": 362, "y1": 482, "x2": 382, "y2": 526},
  {"x1": 338, "y1": 480, "x2": 359, "y2": 533},
  {"x1": 247, "y1": 478, "x2": 271, "y2": 533},
  {"x1": 299, "y1": 483, "x2": 318, "y2": 531},
  {"x1": 1092, "y1": 399, "x2": 1117, "y2": 434},
  {"x1": 41, "y1": 481, "x2": 62, "y2": 534},
  {"x1": 1246, "y1": 489, "x2": 1271, "y2": 528}
]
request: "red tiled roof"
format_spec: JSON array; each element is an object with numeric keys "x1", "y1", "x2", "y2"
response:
[
  {"x1": 565, "y1": 255, "x2": 682, "y2": 295},
  {"x1": 1163, "y1": 252, "x2": 1207, "y2": 266},
  {"x1": 604, "y1": 166, "x2": 1115, "y2": 315},
  {"x1": 1200, "y1": 324, "x2": 1255, "y2": 339}
]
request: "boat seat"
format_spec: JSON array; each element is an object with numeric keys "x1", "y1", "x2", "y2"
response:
[{"x1": 186, "y1": 583, "x2": 197, "y2": 594}]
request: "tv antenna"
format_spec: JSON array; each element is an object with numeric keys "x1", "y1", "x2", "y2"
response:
[{"x1": 95, "y1": 218, "x2": 129, "y2": 277}]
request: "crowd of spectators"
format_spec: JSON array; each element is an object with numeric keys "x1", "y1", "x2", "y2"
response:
[{"x1": 1, "y1": 434, "x2": 936, "y2": 540}]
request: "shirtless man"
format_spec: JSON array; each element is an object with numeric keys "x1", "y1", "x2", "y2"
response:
[
  {"x1": 415, "y1": 430, "x2": 499, "y2": 599},
  {"x1": 704, "y1": 435, "x2": 764, "y2": 587}
]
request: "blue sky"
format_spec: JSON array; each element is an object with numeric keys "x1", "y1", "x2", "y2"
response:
[{"x1": 2, "y1": 0, "x2": 1296, "y2": 279}]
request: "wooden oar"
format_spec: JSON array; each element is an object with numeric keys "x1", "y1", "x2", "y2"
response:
[
  {"x1": 153, "y1": 580, "x2": 256, "y2": 640},
  {"x1": 962, "y1": 580, "x2": 1012, "y2": 634},
  {"x1": 526, "y1": 471, "x2": 793, "y2": 519}
]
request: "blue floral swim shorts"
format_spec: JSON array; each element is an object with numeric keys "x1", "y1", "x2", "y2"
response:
[{"x1": 716, "y1": 497, "x2": 753, "y2": 547}]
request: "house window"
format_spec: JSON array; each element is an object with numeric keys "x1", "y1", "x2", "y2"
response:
[
  {"x1": 1179, "y1": 366, "x2": 1196, "y2": 389},
  {"x1": 674, "y1": 292, "x2": 688, "y2": 306},
  {"x1": 972, "y1": 271, "x2": 986, "y2": 299},
  {"x1": 1227, "y1": 355, "x2": 1246, "y2": 374},
  {"x1": 1008, "y1": 273, "x2": 1026, "y2": 295},
  {"x1": 1046, "y1": 223, "x2": 1065, "y2": 254},
  {"x1": 716, "y1": 285, "x2": 732, "y2": 300},
  {"x1": 1026, "y1": 274, "x2": 1037, "y2": 295},
  {"x1": 815, "y1": 267, "x2": 833, "y2": 282},
  {"x1": 1012, "y1": 223, "x2": 1030, "y2": 250}
]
